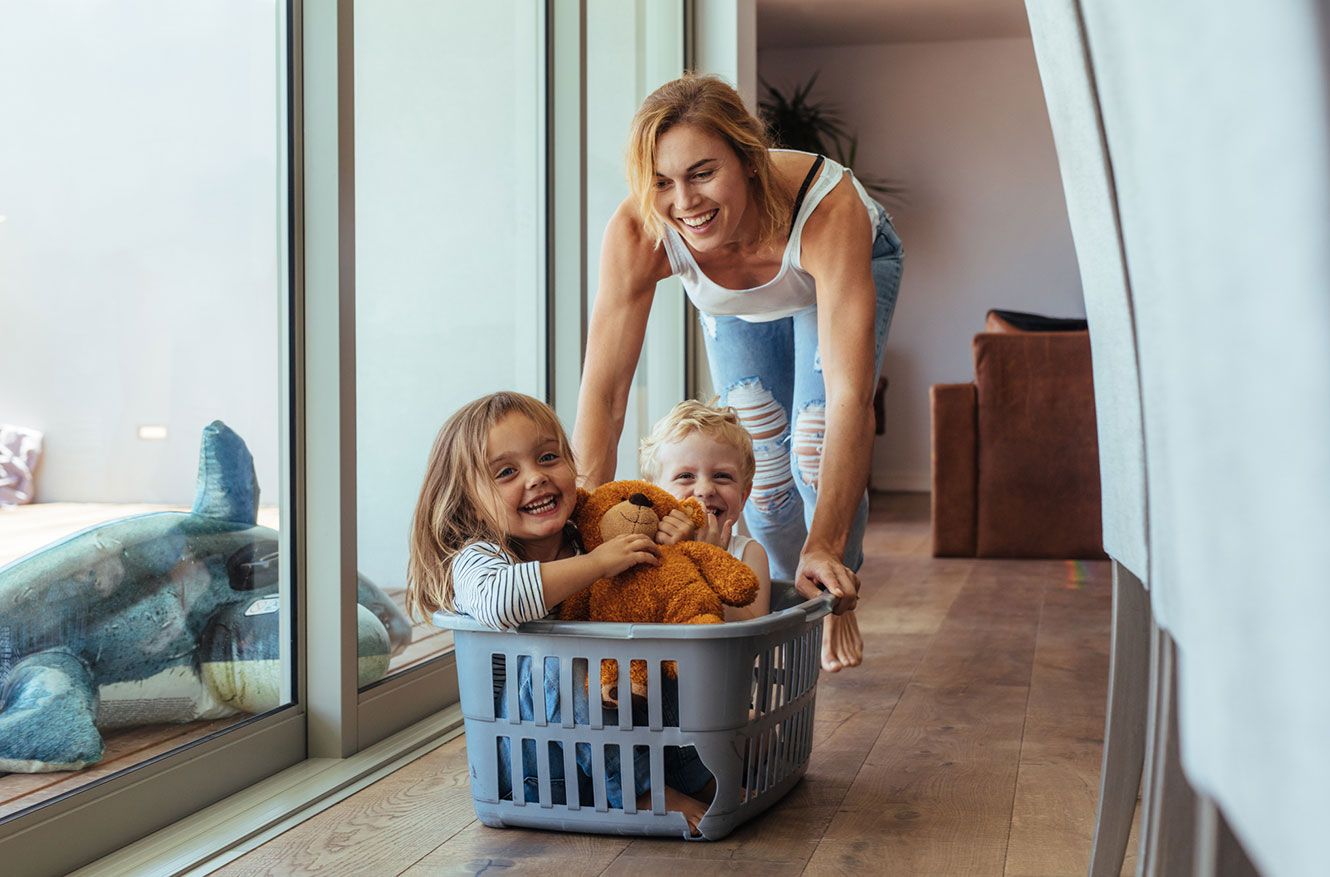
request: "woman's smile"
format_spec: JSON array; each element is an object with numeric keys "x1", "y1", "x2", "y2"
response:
[{"x1": 653, "y1": 122, "x2": 756, "y2": 251}]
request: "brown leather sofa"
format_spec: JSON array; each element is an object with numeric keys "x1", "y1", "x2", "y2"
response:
[{"x1": 931, "y1": 310, "x2": 1106, "y2": 558}]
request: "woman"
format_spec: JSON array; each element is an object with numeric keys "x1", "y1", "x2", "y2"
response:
[{"x1": 573, "y1": 74, "x2": 903, "y2": 672}]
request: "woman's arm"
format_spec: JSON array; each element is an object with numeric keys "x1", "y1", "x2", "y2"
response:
[
  {"x1": 573, "y1": 198, "x2": 673, "y2": 488},
  {"x1": 793, "y1": 176, "x2": 879, "y2": 610}
]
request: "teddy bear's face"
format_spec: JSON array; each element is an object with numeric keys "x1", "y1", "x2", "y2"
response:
[{"x1": 574, "y1": 480, "x2": 706, "y2": 550}]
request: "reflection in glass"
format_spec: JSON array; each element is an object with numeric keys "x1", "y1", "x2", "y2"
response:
[
  {"x1": 353, "y1": 1, "x2": 545, "y2": 684},
  {"x1": 0, "y1": 0, "x2": 288, "y2": 819}
]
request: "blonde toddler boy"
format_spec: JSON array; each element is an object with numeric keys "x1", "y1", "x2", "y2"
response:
[{"x1": 639, "y1": 400, "x2": 771, "y2": 620}]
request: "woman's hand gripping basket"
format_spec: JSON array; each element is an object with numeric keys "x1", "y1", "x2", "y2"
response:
[{"x1": 432, "y1": 591, "x2": 834, "y2": 840}]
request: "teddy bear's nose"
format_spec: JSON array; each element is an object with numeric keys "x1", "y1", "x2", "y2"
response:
[{"x1": 628, "y1": 493, "x2": 652, "y2": 508}]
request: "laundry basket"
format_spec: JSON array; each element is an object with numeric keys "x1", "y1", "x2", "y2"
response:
[{"x1": 432, "y1": 592, "x2": 833, "y2": 840}]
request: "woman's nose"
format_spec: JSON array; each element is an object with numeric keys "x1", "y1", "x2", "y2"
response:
[{"x1": 675, "y1": 183, "x2": 698, "y2": 210}]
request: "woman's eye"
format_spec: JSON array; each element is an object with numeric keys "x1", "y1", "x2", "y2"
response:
[
  {"x1": 654, "y1": 178, "x2": 671, "y2": 189},
  {"x1": 693, "y1": 170, "x2": 713, "y2": 181}
]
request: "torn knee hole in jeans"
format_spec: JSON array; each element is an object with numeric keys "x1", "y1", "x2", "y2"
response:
[
  {"x1": 793, "y1": 404, "x2": 826, "y2": 489},
  {"x1": 725, "y1": 378, "x2": 796, "y2": 514}
]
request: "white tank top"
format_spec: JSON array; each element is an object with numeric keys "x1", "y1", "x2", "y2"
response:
[
  {"x1": 661, "y1": 150, "x2": 883, "y2": 322},
  {"x1": 727, "y1": 531, "x2": 754, "y2": 562}
]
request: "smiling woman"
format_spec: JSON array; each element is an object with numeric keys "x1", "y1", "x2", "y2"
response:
[{"x1": 572, "y1": 73, "x2": 905, "y2": 673}]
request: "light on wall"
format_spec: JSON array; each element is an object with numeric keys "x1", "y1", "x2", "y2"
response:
[{"x1": 138, "y1": 426, "x2": 168, "y2": 440}]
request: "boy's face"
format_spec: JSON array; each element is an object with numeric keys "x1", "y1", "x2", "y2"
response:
[{"x1": 653, "y1": 431, "x2": 751, "y2": 530}]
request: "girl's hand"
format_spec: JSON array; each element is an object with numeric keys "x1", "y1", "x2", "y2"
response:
[
  {"x1": 592, "y1": 533, "x2": 662, "y2": 577},
  {"x1": 654, "y1": 509, "x2": 697, "y2": 546}
]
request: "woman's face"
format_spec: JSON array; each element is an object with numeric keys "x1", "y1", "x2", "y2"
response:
[{"x1": 652, "y1": 123, "x2": 755, "y2": 252}]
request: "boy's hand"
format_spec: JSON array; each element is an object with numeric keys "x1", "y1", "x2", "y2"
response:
[
  {"x1": 592, "y1": 533, "x2": 661, "y2": 576},
  {"x1": 654, "y1": 509, "x2": 697, "y2": 545},
  {"x1": 695, "y1": 512, "x2": 733, "y2": 550}
]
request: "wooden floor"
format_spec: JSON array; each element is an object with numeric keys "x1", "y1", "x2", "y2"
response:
[{"x1": 213, "y1": 492, "x2": 1138, "y2": 877}]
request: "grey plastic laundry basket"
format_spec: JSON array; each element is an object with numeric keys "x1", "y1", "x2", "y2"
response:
[{"x1": 432, "y1": 592, "x2": 832, "y2": 840}]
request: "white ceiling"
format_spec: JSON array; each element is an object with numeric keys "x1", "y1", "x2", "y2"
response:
[{"x1": 756, "y1": 0, "x2": 1031, "y2": 49}]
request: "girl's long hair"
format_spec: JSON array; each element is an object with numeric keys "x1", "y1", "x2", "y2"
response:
[
  {"x1": 626, "y1": 73, "x2": 790, "y2": 249},
  {"x1": 406, "y1": 391, "x2": 578, "y2": 622}
]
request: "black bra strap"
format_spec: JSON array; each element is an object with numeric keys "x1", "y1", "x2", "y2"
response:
[{"x1": 788, "y1": 154, "x2": 826, "y2": 238}]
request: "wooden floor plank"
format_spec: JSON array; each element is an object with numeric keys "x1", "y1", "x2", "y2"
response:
[{"x1": 213, "y1": 736, "x2": 477, "y2": 876}]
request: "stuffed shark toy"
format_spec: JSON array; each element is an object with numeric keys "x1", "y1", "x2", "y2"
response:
[{"x1": 0, "y1": 421, "x2": 412, "y2": 773}]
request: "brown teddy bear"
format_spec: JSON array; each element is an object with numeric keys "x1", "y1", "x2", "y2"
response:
[{"x1": 558, "y1": 479, "x2": 759, "y2": 705}]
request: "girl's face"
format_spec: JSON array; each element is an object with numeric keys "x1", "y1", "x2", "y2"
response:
[
  {"x1": 652, "y1": 123, "x2": 756, "y2": 253},
  {"x1": 483, "y1": 412, "x2": 577, "y2": 556},
  {"x1": 653, "y1": 431, "x2": 751, "y2": 532}
]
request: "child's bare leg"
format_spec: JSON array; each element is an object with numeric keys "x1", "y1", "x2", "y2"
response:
[
  {"x1": 637, "y1": 784, "x2": 712, "y2": 837},
  {"x1": 821, "y1": 609, "x2": 863, "y2": 672}
]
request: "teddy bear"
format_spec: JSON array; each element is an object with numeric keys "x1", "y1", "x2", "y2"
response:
[{"x1": 557, "y1": 479, "x2": 759, "y2": 706}]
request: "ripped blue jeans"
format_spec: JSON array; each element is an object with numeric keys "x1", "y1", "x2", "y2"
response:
[
  {"x1": 495, "y1": 656, "x2": 714, "y2": 807},
  {"x1": 701, "y1": 210, "x2": 903, "y2": 581}
]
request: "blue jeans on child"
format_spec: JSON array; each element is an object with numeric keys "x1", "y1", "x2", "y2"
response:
[
  {"x1": 701, "y1": 208, "x2": 904, "y2": 581},
  {"x1": 496, "y1": 656, "x2": 713, "y2": 807}
]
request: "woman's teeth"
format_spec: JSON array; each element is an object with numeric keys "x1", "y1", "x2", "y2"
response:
[
  {"x1": 523, "y1": 496, "x2": 557, "y2": 514},
  {"x1": 681, "y1": 209, "x2": 718, "y2": 228}
]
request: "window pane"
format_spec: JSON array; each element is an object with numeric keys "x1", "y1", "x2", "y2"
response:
[
  {"x1": 0, "y1": 0, "x2": 290, "y2": 818},
  {"x1": 353, "y1": 1, "x2": 545, "y2": 684}
]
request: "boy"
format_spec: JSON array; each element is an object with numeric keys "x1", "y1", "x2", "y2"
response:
[{"x1": 639, "y1": 400, "x2": 771, "y2": 621}]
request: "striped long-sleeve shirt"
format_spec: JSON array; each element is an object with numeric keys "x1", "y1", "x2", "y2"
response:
[{"x1": 452, "y1": 541, "x2": 551, "y2": 630}]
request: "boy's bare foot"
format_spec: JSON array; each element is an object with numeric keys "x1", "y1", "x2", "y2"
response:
[
  {"x1": 821, "y1": 610, "x2": 863, "y2": 672},
  {"x1": 638, "y1": 785, "x2": 710, "y2": 837}
]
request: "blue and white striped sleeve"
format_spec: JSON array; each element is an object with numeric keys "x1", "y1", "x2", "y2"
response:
[{"x1": 451, "y1": 542, "x2": 548, "y2": 630}]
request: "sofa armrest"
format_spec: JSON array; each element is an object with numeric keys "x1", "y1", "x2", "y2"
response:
[
  {"x1": 972, "y1": 331, "x2": 1105, "y2": 558},
  {"x1": 931, "y1": 382, "x2": 978, "y2": 557}
]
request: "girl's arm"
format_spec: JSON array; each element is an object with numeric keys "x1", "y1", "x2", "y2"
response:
[
  {"x1": 724, "y1": 540, "x2": 772, "y2": 622},
  {"x1": 793, "y1": 176, "x2": 879, "y2": 611},
  {"x1": 573, "y1": 199, "x2": 673, "y2": 488},
  {"x1": 539, "y1": 533, "x2": 660, "y2": 604},
  {"x1": 453, "y1": 536, "x2": 661, "y2": 630}
]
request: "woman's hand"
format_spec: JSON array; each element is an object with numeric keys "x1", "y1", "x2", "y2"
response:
[
  {"x1": 794, "y1": 548, "x2": 859, "y2": 613},
  {"x1": 590, "y1": 533, "x2": 661, "y2": 577}
]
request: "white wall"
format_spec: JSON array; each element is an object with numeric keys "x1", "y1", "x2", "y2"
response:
[
  {"x1": 759, "y1": 37, "x2": 1084, "y2": 490},
  {"x1": 0, "y1": 1, "x2": 283, "y2": 504}
]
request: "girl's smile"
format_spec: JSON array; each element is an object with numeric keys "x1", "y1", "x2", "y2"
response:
[{"x1": 486, "y1": 412, "x2": 577, "y2": 558}]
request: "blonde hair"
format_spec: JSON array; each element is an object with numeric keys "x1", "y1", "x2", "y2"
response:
[
  {"x1": 626, "y1": 73, "x2": 790, "y2": 249},
  {"x1": 639, "y1": 399, "x2": 756, "y2": 488},
  {"x1": 406, "y1": 391, "x2": 578, "y2": 622}
]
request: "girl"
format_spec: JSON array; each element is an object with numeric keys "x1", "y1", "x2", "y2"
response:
[{"x1": 407, "y1": 391, "x2": 712, "y2": 834}]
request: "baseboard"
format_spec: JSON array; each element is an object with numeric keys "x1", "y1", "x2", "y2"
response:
[
  {"x1": 872, "y1": 471, "x2": 931, "y2": 493},
  {"x1": 71, "y1": 706, "x2": 464, "y2": 877}
]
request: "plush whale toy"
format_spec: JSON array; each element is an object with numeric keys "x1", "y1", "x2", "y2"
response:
[{"x1": 0, "y1": 421, "x2": 412, "y2": 773}]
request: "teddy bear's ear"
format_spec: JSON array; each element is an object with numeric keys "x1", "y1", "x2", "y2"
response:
[{"x1": 680, "y1": 497, "x2": 707, "y2": 529}]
